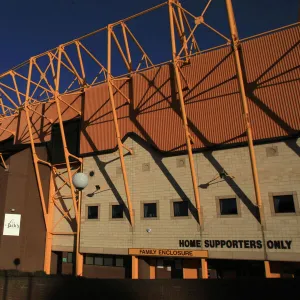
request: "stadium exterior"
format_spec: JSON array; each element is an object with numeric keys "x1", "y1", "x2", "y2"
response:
[{"x1": 0, "y1": 0, "x2": 300, "y2": 279}]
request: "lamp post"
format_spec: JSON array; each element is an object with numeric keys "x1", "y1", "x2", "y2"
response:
[{"x1": 72, "y1": 172, "x2": 88, "y2": 276}]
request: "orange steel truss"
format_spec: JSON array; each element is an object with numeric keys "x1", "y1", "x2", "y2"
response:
[{"x1": 0, "y1": 0, "x2": 292, "y2": 277}]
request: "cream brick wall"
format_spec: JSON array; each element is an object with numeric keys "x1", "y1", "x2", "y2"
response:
[{"x1": 54, "y1": 137, "x2": 300, "y2": 260}]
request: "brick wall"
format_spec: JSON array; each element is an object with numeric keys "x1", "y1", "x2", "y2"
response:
[{"x1": 54, "y1": 137, "x2": 300, "y2": 261}]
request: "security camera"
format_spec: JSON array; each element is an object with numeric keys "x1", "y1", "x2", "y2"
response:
[{"x1": 146, "y1": 228, "x2": 151, "y2": 233}]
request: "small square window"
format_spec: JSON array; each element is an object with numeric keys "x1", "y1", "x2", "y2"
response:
[
  {"x1": 273, "y1": 195, "x2": 295, "y2": 213},
  {"x1": 67, "y1": 252, "x2": 73, "y2": 263},
  {"x1": 219, "y1": 198, "x2": 238, "y2": 215},
  {"x1": 173, "y1": 201, "x2": 189, "y2": 217},
  {"x1": 88, "y1": 206, "x2": 99, "y2": 219},
  {"x1": 94, "y1": 255, "x2": 103, "y2": 266},
  {"x1": 115, "y1": 256, "x2": 124, "y2": 267},
  {"x1": 112, "y1": 205, "x2": 124, "y2": 219},
  {"x1": 104, "y1": 256, "x2": 114, "y2": 266},
  {"x1": 144, "y1": 203, "x2": 157, "y2": 218},
  {"x1": 85, "y1": 254, "x2": 94, "y2": 265}
]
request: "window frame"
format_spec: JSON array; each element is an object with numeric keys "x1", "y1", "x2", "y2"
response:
[
  {"x1": 109, "y1": 203, "x2": 125, "y2": 220},
  {"x1": 85, "y1": 204, "x2": 100, "y2": 221},
  {"x1": 269, "y1": 192, "x2": 299, "y2": 216},
  {"x1": 216, "y1": 196, "x2": 241, "y2": 218},
  {"x1": 83, "y1": 254, "x2": 125, "y2": 268},
  {"x1": 170, "y1": 199, "x2": 191, "y2": 219},
  {"x1": 141, "y1": 201, "x2": 159, "y2": 220}
]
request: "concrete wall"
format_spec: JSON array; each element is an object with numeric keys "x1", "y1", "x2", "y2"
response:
[{"x1": 54, "y1": 136, "x2": 300, "y2": 261}]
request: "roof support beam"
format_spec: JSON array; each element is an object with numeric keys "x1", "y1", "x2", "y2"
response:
[{"x1": 168, "y1": 0, "x2": 203, "y2": 231}]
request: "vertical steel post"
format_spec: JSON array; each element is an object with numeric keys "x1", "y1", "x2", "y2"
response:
[
  {"x1": 24, "y1": 58, "x2": 54, "y2": 273},
  {"x1": 107, "y1": 25, "x2": 134, "y2": 226},
  {"x1": 44, "y1": 169, "x2": 55, "y2": 274},
  {"x1": 54, "y1": 46, "x2": 83, "y2": 275},
  {"x1": 168, "y1": 0, "x2": 203, "y2": 228},
  {"x1": 225, "y1": 0, "x2": 267, "y2": 271},
  {"x1": 201, "y1": 258, "x2": 208, "y2": 279},
  {"x1": 132, "y1": 256, "x2": 139, "y2": 279}
]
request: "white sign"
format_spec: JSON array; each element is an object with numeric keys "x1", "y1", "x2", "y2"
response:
[{"x1": 3, "y1": 214, "x2": 21, "y2": 236}]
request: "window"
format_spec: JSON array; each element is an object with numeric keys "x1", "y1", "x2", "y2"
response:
[
  {"x1": 273, "y1": 195, "x2": 295, "y2": 213},
  {"x1": 94, "y1": 255, "x2": 103, "y2": 266},
  {"x1": 219, "y1": 198, "x2": 238, "y2": 215},
  {"x1": 87, "y1": 206, "x2": 99, "y2": 219},
  {"x1": 173, "y1": 201, "x2": 189, "y2": 217},
  {"x1": 112, "y1": 205, "x2": 123, "y2": 219},
  {"x1": 104, "y1": 256, "x2": 114, "y2": 266},
  {"x1": 115, "y1": 256, "x2": 124, "y2": 267},
  {"x1": 67, "y1": 252, "x2": 74, "y2": 263},
  {"x1": 144, "y1": 203, "x2": 157, "y2": 218},
  {"x1": 85, "y1": 254, "x2": 94, "y2": 265},
  {"x1": 84, "y1": 254, "x2": 126, "y2": 267}
]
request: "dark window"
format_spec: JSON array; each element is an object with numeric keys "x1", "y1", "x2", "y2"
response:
[
  {"x1": 115, "y1": 256, "x2": 124, "y2": 267},
  {"x1": 273, "y1": 195, "x2": 295, "y2": 213},
  {"x1": 88, "y1": 206, "x2": 99, "y2": 219},
  {"x1": 173, "y1": 201, "x2": 189, "y2": 217},
  {"x1": 94, "y1": 255, "x2": 103, "y2": 266},
  {"x1": 84, "y1": 254, "x2": 125, "y2": 267},
  {"x1": 219, "y1": 198, "x2": 238, "y2": 215},
  {"x1": 104, "y1": 256, "x2": 114, "y2": 266},
  {"x1": 144, "y1": 203, "x2": 157, "y2": 218},
  {"x1": 112, "y1": 205, "x2": 123, "y2": 219},
  {"x1": 67, "y1": 252, "x2": 73, "y2": 263},
  {"x1": 85, "y1": 254, "x2": 94, "y2": 265}
]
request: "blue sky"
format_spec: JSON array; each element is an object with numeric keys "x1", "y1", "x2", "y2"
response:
[{"x1": 0, "y1": 0, "x2": 298, "y2": 75}]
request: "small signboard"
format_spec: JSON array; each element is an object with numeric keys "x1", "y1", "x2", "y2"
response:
[{"x1": 3, "y1": 214, "x2": 21, "y2": 236}]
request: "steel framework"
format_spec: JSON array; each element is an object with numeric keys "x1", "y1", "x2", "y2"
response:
[{"x1": 0, "y1": 0, "x2": 292, "y2": 278}]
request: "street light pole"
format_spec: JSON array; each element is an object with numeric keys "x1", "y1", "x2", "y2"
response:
[{"x1": 72, "y1": 172, "x2": 89, "y2": 276}]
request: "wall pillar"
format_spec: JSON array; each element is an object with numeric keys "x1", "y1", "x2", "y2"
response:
[{"x1": 132, "y1": 256, "x2": 139, "y2": 279}]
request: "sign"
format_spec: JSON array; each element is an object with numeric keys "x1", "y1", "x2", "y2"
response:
[
  {"x1": 3, "y1": 214, "x2": 21, "y2": 236},
  {"x1": 129, "y1": 248, "x2": 208, "y2": 258},
  {"x1": 179, "y1": 239, "x2": 292, "y2": 250}
]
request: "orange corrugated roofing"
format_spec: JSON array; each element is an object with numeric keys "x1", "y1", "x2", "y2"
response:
[{"x1": 1, "y1": 25, "x2": 300, "y2": 155}]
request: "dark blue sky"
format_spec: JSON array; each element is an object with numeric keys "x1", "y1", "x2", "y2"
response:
[{"x1": 0, "y1": 0, "x2": 299, "y2": 75}]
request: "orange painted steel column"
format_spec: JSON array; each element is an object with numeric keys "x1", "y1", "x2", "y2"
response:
[
  {"x1": 168, "y1": 0, "x2": 203, "y2": 228},
  {"x1": 107, "y1": 24, "x2": 134, "y2": 226},
  {"x1": 132, "y1": 256, "x2": 139, "y2": 279},
  {"x1": 54, "y1": 46, "x2": 83, "y2": 276},
  {"x1": 44, "y1": 169, "x2": 55, "y2": 274},
  {"x1": 24, "y1": 58, "x2": 50, "y2": 224},
  {"x1": 24, "y1": 58, "x2": 54, "y2": 273},
  {"x1": 150, "y1": 259, "x2": 156, "y2": 279},
  {"x1": 201, "y1": 258, "x2": 208, "y2": 279},
  {"x1": 225, "y1": 0, "x2": 267, "y2": 266}
]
